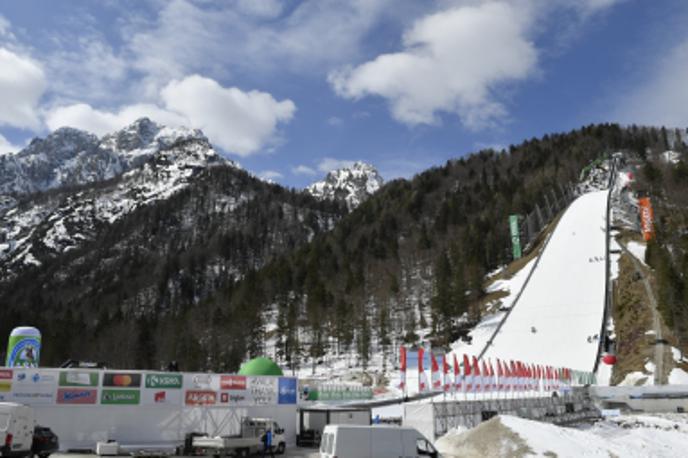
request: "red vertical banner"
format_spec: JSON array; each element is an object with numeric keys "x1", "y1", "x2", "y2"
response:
[
  {"x1": 431, "y1": 353, "x2": 441, "y2": 391},
  {"x1": 442, "y1": 355, "x2": 451, "y2": 393},
  {"x1": 473, "y1": 356, "x2": 481, "y2": 393},
  {"x1": 453, "y1": 354, "x2": 461, "y2": 392},
  {"x1": 399, "y1": 346, "x2": 407, "y2": 392},
  {"x1": 638, "y1": 197, "x2": 655, "y2": 241},
  {"x1": 463, "y1": 354, "x2": 472, "y2": 393},
  {"x1": 418, "y1": 347, "x2": 428, "y2": 393}
]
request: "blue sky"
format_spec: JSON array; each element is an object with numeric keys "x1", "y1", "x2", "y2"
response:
[{"x1": 0, "y1": 0, "x2": 687, "y2": 187}]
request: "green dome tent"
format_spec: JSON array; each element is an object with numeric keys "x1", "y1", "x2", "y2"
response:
[{"x1": 238, "y1": 357, "x2": 284, "y2": 376}]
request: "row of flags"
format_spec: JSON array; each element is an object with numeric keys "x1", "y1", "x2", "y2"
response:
[{"x1": 398, "y1": 346, "x2": 596, "y2": 394}]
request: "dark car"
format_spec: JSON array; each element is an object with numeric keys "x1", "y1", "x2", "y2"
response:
[{"x1": 31, "y1": 427, "x2": 58, "y2": 458}]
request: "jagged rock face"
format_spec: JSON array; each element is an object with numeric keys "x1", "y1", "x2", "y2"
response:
[
  {"x1": 307, "y1": 161, "x2": 384, "y2": 210},
  {"x1": 0, "y1": 118, "x2": 211, "y2": 198},
  {"x1": 0, "y1": 119, "x2": 232, "y2": 275}
]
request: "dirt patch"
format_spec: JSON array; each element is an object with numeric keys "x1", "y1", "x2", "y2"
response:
[
  {"x1": 611, "y1": 253, "x2": 656, "y2": 384},
  {"x1": 435, "y1": 416, "x2": 534, "y2": 458}
]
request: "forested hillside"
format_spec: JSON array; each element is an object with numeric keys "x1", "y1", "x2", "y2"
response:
[{"x1": 1, "y1": 123, "x2": 682, "y2": 373}]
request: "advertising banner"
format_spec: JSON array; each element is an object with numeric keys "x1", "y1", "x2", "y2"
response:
[
  {"x1": 185, "y1": 373, "x2": 219, "y2": 391},
  {"x1": 142, "y1": 389, "x2": 183, "y2": 406},
  {"x1": 11, "y1": 369, "x2": 57, "y2": 404},
  {"x1": 101, "y1": 389, "x2": 140, "y2": 405},
  {"x1": 638, "y1": 197, "x2": 655, "y2": 241},
  {"x1": 145, "y1": 373, "x2": 182, "y2": 389},
  {"x1": 509, "y1": 214, "x2": 522, "y2": 260},
  {"x1": 57, "y1": 388, "x2": 98, "y2": 404},
  {"x1": 59, "y1": 371, "x2": 99, "y2": 387},
  {"x1": 220, "y1": 375, "x2": 246, "y2": 390},
  {"x1": 278, "y1": 378, "x2": 297, "y2": 405},
  {"x1": 103, "y1": 373, "x2": 142, "y2": 388},
  {"x1": 0, "y1": 369, "x2": 12, "y2": 392},
  {"x1": 5, "y1": 327, "x2": 41, "y2": 368},
  {"x1": 248, "y1": 377, "x2": 277, "y2": 405},
  {"x1": 185, "y1": 390, "x2": 216, "y2": 406}
]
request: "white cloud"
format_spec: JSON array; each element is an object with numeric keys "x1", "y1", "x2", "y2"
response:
[
  {"x1": 44, "y1": 75, "x2": 296, "y2": 156},
  {"x1": 614, "y1": 38, "x2": 688, "y2": 127},
  {"x1": 327, "y1": 116, "x2": 343, "y2": 127},
  {"x1": 329, "y1": 2, "x2": 538, "y2": 129},
  {"x1": 160, "y1": 75, "x2": 295, "y2": 156},
  {"x1": 259, "y1": 170, "x2": 284, "y2": 181},
  {"x1": 44, "y1": 103, "x2": 187, "y2": 136},
  {"x1": 292, "y1": 165, "x2": 317, "y2": 176},
  {"x1": 125, "y1": 0, "x2": 395, "y2": 90},
  {"x1": 317, "y1": 157, "x2": 356, "y2": 173},
  {"x1": 0, "y1": 133, "x2": 21, "y2": 155},
  {"x1": 0, "y1": 15, "x2": 10, "y2": 37},
  {"x1": 0, "y1": 48, "x2": 46, "y2": 130}
]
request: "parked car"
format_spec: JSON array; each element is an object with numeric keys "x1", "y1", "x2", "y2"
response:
[
  {"x1": 0, "y1": 403, "x2": 35, "y2": 458},
  {"x1": 319, "y1": 425, "x2": 439, "y2": 458},
  {"x1": 31, "y1": 427, "x2": 58, "y2": 458}
]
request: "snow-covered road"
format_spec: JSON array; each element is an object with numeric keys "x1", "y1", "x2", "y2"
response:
[{"x1": 481, "y1": 190, "x2": 609, "y2": 371}]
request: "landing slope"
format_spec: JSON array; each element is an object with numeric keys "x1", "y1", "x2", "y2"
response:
[{"x1": 482, "y1": 190, "x2": 608, "y2": 371}]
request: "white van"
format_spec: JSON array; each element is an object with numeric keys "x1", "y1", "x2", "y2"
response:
[
  {"x1": 0, "y1": 403, "x2": 35, "y2": 457},
  {"x1": 319, "y1": 425, "x2": 439, "y2": 458}
]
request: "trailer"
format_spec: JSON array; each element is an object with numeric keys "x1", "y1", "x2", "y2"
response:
[{"x1": 192, "y1": 417, "x2": 286, "y2": 457}]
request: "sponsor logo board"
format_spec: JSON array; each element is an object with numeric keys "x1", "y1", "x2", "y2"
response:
[
  {"x1": 220, "y1": 375, "x2": 246, "y2": 390},
  {"x1": 248, "y1": 377, "x2": 277, "y2": 405},
  {"x1": 278, "y1": 377, "x2": 297, "y2": 404},
  {"x1": 185, "y1": 390, "x2": 216, "y2": 406},
  {"x1": 142, "y1": 389, "x2": 182, "y2": 405},
  {"x1": 101, "y1": 389, "x2": 140, "y2": 405},
  {"x1": 59, "y1": 371, "x2": 99, "y2": 387},
  {"x1": 11, "y1": 370, "x2": 57, "y2": 404},
  {"x1": 145, "y1": 373, "x2": 182, "y2": 389},
  {"x1": 57, "y1": 388, "x2": 98, "y2": 404},
  {"x1": 0, "y1": 370, "x2": 12, "y2": 392},
  {"x1": 103, "y1": 373, "x2": 141, "y2": 388}
]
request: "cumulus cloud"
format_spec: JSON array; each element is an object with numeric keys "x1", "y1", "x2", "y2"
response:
[
  {"x1": 329, "y1": 2, "x2": 538, "y2": 129},
  {"x1": 292, "y1": 165, "x2": 317, "y2": 176},
  {"x1": 613, "y1": 38, "x2": 688, "y2": 127},
  {"x1": 160, "y1": 75, "x2": 296, "y2": 156},
  {"x1": 318, "y1": 157, "x2": 356, "y2": 173},
  {"x1": 0, "y1": 48, "x2": 47, "y2": 130},
  {"x1": 44, "y1": 75, "x2": 296, "y2": 156}
]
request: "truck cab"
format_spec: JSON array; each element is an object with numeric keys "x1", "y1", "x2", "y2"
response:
[{"x1": 241, "y1": 418, "x2": 286, "y2": 454}]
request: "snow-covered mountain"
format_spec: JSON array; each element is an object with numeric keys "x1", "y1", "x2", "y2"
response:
[
  {"x1": 0, "y1": 119, "x2": 233, "y2": 274},
  {"x1": 306, "y1": 161, "x2": 383, "y2": 210},
  {"x1": 0, "y1": 118, "x2": 212, "y2": 202}
]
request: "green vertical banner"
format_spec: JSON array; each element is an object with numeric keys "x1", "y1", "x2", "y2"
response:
[{"x1": 509, "y1": 215, "x2": 522, "y2": 260}]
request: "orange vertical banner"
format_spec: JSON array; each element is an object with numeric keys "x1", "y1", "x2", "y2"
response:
[{"x1": 638, "y1": 197, "x2": 655, "y2": 241}]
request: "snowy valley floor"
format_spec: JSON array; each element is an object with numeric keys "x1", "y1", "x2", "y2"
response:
[{"x1": 436, "y1": 413, "x2": 688, "y2": 457}]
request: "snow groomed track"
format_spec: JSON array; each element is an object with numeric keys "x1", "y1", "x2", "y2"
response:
[{"x1": 482, "y1": 190, "x2": 609, "y2": 372}]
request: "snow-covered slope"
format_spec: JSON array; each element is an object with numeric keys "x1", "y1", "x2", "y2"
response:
[
  {"x1": 306, "y1": 161, "x2": 383, "y2": 210},
  {"x1": 0, "y1": 120, "x2": 232, "y2": 275},
  {"x1": 477, "y1": 190, "x2": 608, "y2": 371}
]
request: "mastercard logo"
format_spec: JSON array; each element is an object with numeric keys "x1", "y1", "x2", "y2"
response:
[{"x1": 113, "y1": 375, "x2": 133, "y2": 386}]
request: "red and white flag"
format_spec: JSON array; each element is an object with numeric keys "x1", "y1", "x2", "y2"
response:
[
  {"x1": 463, "y1": 354, "x2": 472, "y2": 393},
  {"x1": 431, "y1": 352, "x2": 442, "y2": 391},
  {"x1": 399, "y1": 346, "x2": 407, "y2": 391},
  {"x1": 453, "y1": 354, "x2": 461, "y2": 392},
  {"x1": 442, "y1": 355, "x2": 451, "y2": 392},
  {"x1": 473, "y1": 356, "x2": 482, "y2": 393},
  {"x1": 418, "y1": 347, "x2": 428, "y2": 392},
  {"x1": 497, "y1": 359, "x2": 504, "y2": 391},
  {"x1": 489, "y1": 360, "x2": 497, "y2": 391}
]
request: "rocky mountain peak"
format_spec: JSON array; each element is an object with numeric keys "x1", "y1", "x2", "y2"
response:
[{"x1": 307, "y1": 161, "x2": 384, "y2": 210}]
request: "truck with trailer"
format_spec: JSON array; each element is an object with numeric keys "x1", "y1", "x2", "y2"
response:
[{"x1": 192, "y1": 417, "x2": 286, "y2": 457}]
